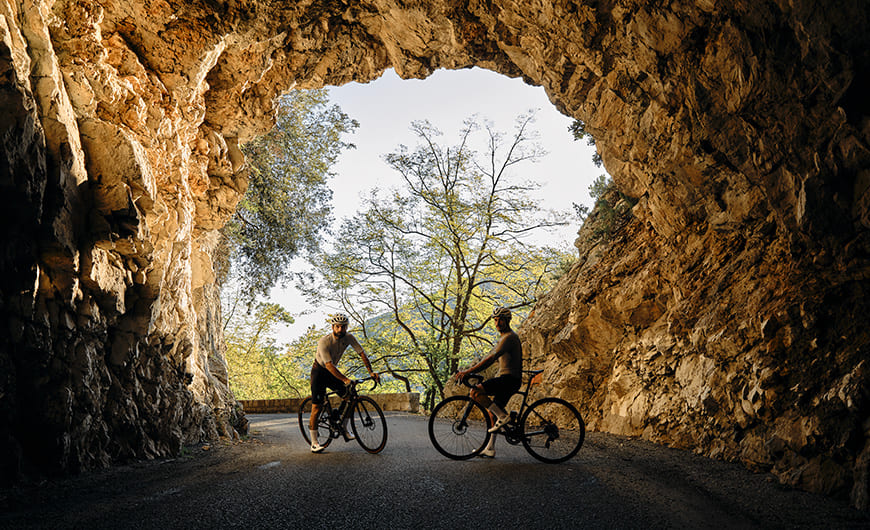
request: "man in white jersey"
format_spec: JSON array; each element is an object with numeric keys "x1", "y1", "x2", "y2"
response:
[
  {"x1": 309, "y1": 313, "x2": 380, "y2": 453},
  {"x1": 454, "y1": 306, "x2": 523, "y2": 458}
]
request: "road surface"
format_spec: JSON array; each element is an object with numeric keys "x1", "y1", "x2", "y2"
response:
[{"x1": 1, "y1": 412, "x2": 866, "y2": 529}]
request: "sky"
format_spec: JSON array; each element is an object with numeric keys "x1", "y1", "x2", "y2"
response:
[{"x1": 270, "y1": 67, "x2": 605, "y2": 343}]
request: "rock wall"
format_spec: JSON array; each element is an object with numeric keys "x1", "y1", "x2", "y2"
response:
[
  {"x1": 1, "y1": 0, "x2": 868, "y2": 507},
  {"x1": 518, "y1": 1, "x2": 870, "y2": 508}
]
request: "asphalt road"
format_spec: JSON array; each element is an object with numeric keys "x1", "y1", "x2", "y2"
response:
[{"x1": 1, "y1": 412, "x2": 867, "y2": 529}]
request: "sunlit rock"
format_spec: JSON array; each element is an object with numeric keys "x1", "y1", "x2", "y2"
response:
[{"x1": 0, "y1": 0, "x2": 868, "y2": 509}]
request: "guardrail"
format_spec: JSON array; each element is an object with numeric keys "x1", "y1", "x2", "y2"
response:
[{"x1": 239, "y1": 392, "x2": 420, "y2": 414}]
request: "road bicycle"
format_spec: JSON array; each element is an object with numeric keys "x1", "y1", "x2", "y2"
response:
[
  {"x1": 428, "y1": 369, "x2": 585, "y2": 463},
  {"x1": 298, "y1": 377, "x2": 388, "y2": 454}
]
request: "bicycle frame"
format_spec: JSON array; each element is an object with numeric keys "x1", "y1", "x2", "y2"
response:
[
  {"x1": 318, "y1": 380, "x2": 367, "y2": 438},
  {"x1": 463, "y1": 370, "x2": 544, "y2": 412},
  {"x1": 499, "y1": 369, "x2": 543, "y2": 444},
  {"x1": 462, "y1": 369, "x2": 544, "y2": 444},
  {"x1": 511, "y1": 369, "x2": 542, "y2": 415},
  {"x1": 432, "y1": 369, "x2": 583, "y2": 462}
]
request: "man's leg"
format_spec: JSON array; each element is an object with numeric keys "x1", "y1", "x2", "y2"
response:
[
  {"x1": 470, "y1": 386, "x2": 509, "y2": 432},
  {"x1": 481, "y1": 431, "x2": 497, "y2": 458},
  {"x1": 309, "y1": 365, "x2": 328, "y2": 453},
  {"x1": 309, "y1": 402, "x2": 327, "y2": 452},
  {"x1": 469, "y1": 390, "x2": 500, "y2": 458},
  {"x1": 310, "y1": 402, "x2": 321, "y2": 435}
]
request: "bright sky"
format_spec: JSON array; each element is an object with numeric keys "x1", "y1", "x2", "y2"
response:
[{"x1": 271, "y1": 67, "x2": 604, "y2": 343}]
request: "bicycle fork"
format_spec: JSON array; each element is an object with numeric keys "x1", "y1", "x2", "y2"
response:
[{"x1": 454, "y1": 402, "x2": 478, "y2": 434}]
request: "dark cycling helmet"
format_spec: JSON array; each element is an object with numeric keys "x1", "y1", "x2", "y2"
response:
[
  {"x1": 492, "y1": 306, "x2": 512, "y2": 319},
  {"x1": 327, "y1": 313, "x2": 349, "y2": 325}
]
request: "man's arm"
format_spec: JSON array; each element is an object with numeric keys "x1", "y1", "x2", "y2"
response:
[
  {"x1": 454, "y1": 334, "x2": 511, "y2": 381},
  {"x1": 454, "y1": 353, "x2": 496, "y2": 382},
  {"x1": 323, "y1": 361, "x2": 350, "y2": 385},
  {"x1": 359, "y1": 351, "x2": 380, "y2": 383},
  {"x1": 349, "y1": 335, "x2": 380, "y2": 383}
]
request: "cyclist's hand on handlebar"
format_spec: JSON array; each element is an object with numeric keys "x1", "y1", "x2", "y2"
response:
[{"x1": 453, "y1": 370, "x2": 467, "y2": 383}]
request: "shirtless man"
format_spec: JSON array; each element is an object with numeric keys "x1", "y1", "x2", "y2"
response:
[{"x1": 454, "y1": 306, "x2": 522, "y2": 458}]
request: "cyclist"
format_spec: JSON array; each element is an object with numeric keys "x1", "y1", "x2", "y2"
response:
[
  {"x1": 309, "y1": 313, "x2": 380, "y2": 453},
  {"x1": 453, "y1": 306, "x2": 523, "y2": 458}
]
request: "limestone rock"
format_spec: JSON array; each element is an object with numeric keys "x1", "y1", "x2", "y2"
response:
[{"x1": 0, "y1": 0, "x2": 868, "y2": 509}]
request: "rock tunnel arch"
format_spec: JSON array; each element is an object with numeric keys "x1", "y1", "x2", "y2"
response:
[{"x1": 1, "y1": 0, "x2": 869, "y2": 508}]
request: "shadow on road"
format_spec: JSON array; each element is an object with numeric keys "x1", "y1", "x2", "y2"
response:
[{"x1": 1, "y1": 413, "x2": 867, "y2": 529}]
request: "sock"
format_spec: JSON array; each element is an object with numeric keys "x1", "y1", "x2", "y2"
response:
[
  {"x1": 310, "y1": 430, "x2": 319, "y2": 444},
  {"x1": 486, "y1": 434, "x2": 497, "y2": 451},
  {"x1": 487, "y1": 403, "x2": 508, "y2": 421}
]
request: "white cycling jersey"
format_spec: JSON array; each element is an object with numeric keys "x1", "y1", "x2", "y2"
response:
[{"x1": 315, "y1": 332, "x2": 363, "y2": 368}]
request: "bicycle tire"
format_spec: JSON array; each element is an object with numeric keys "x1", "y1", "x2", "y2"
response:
[
  {"x1": 298, "y1": 396, "x2": 333, "y2": 448},
  {"x1": 428, "y1": 395, "x2": 491, "y2": 460},
  {"x1": 520, "y1": 397, "x2": 584, "y2": 463},
  {"x1": 350, "y1": 396, "x2": 388, "y2": 454}
]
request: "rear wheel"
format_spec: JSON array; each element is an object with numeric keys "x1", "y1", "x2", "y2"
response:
[
  {"x1": 298, "y1": 397, "x2": 333, "y2": 448},
  {"x1": 428, "y1": 395, "x2": 491, "y2": 460},
  {"x1": 520, "y1": 397, "x2": 584, "y2": 463},
  {"x1": 351, "y1": 396, "x2": 388, "y2": 454}
]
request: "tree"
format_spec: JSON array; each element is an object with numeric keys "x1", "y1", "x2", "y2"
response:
[
  {"x1": 222, "y1": 288, "x2": 308, "y2": 400},
  {"x1": 219, "y1": 89, "x2": 357, "y2": 399},
  {"x1": 218, "y1": 89, "x2": 358, "y2": 299},
  {"x1": 301, "y1": 113, "x2": 570, "y2": 401}
]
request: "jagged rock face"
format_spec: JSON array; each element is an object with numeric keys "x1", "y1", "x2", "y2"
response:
[{"x1": 1, "y1": 0, "x2": 868, "y2": 507}]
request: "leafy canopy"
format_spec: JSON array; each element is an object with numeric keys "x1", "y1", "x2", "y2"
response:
[
  {"x1": 219, "y1": 89, "x2": 358, "y2": 299},
  {"x1": 300, "y1": 113, "x2": 571, "y2": 403},
  {"x1": 219, "y1": 90, "x2": 357, "y2": 399}
]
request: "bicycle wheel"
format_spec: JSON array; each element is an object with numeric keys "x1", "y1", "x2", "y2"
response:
[
  {"x1": 521, "y1": 397, "x2": 584, "y2": 463},
  {"x1": 298, "y1": 397, "x2": 333, "y2": 448},
  {"x1": 350, "y1": 396, "x2": 388, "y2": 454},
  {"x1": 428, "y1": 395, "x2": 491, "y2": 460}
]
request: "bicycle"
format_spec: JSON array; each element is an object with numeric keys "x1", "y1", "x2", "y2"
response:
[
  {"x1": 428, "y1": 369, "x2": 585, "y2": 463},
  {"x1": 298, "y1": 377, "x2": 388, "y2": 454}
]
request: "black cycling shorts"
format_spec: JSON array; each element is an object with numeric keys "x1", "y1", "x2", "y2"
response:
[
  {"x1": 481, "y1": 375, "x2": 522, "y2": 409},
  {"x1": 310, "y1": 363, "x2": 347, "y2": 405}
]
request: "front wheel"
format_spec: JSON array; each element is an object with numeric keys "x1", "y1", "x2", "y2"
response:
[
  {"x1": 351, "y1": 396, "x2": 388, "y2": 454},
  {"x1": 521, "y1": 397, "x2": 584, "y2": 463},
  {"x1": 298, "y1": 397, "x2": 333, "y2": 448},
  {"x1": 428, "y1": 395, "x2": 491, "y2": 460}
]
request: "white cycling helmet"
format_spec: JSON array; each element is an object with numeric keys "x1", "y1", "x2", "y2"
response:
[{"x1": 326, "y1": 313, "x2": 349, "y2": 325}]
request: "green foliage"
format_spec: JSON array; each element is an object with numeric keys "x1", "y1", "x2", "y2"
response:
[
  {"x1": 572, "y1": 202, "x2": 590, "y2": 221},
  {"x1": 589, "y1": 173, "x2": 611, "y2": 201},
  {"x1": 585, "y1": 174, "x2": 638, "y2": 241},
  {"x1": 223, "y1": 292, "x2": 309, "y2": 400},
  {"x1": 218, "y1": 89, "x2": 359, "y2": 399},
  {"x1": 550, "y1": 251, "x2": 578, "y2": 282},
  {"x1": 569, "y1": 118, "x2": 602, "y2": 167},
  {"x1": 220, "y1": 89, "x2": 358, "y2": 299},
  {"x1": 568, "y1": 118, "x2": 593, "y2": 142},
  {"x1": 301, "y1": 113, "x2": 569, "y2": 398}
]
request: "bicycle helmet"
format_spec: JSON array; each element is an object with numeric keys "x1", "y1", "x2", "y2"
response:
[
  {"x1": 326, "y1": 313, "x2": 349, "y2": 325},
  {"x1": 492, "y1": 306, "x2": 512, "y2": 319}
]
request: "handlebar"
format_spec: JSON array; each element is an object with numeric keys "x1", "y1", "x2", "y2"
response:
[{"x1": 347, "y1": 375, "x2": 380, "y2": 393}]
